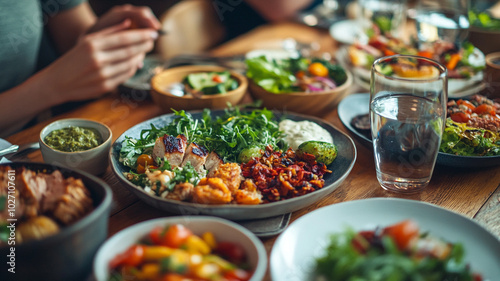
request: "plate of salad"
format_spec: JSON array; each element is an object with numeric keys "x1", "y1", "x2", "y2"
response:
[
  {"x1": 270, "y1": 198, "x2": 500, "y2": 281},
  {"x1": 111, "y1": 107, "x2": 356, "y2": 220},
  {"x1": 337, "y1": 93, "x2": 500, "y2": 168},
  {"x1": 338, "y1": 34, "x2": 486, "y2": 97},
  {"x1": 244, "y1": 55, "x2": 353, "y2": 114}
]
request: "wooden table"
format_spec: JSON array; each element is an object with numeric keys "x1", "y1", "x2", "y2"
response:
[{"x1": 6, "y1": 22, "x2": 500, "y2": 280}]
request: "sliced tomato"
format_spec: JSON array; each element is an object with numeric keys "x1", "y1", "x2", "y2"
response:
[
  {"x1": 382, "y1": 220, "x2": 419, "y2": 251},
  {"x1": 149, "y1": 226, "x2": 165, "y2": 245},
  {"x1": 473, "y1": 104, "x2": 496, "y2": 116},
  {"x1": 109, "y1": 245, "x2": 145, "y2": 268},
  {"x1": 223, "y1": 269, "x2": 251, "y2": 281},
  {"x1": 457, "y1": 99, "x2": 476, "y2": 112},
  {"x1": 383, "y1": 49, "x2": 396, "y2": 56},
  {"x1": 450, "y1": 112, "x2": 470, "y2": 123},
  {"x1": 215, "y1": 242, "x2": 246, "y2": 264}
]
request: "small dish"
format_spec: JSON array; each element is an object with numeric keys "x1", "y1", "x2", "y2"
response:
[
  {"x1": 39, "y1": 118, "x2": 112, "y2": 176},
  {"x1": 93, "y1": 216, "x2": 267, "y2": 281},
  {"x1": 0, "y1": 162, "x2": 112, "y2": 281},
  {"x1": 150, "y1": 65, "x2": 248, "y2": 112}
]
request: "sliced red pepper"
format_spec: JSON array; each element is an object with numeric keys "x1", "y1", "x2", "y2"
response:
[{"x1": 109, "y1": 245, "x2": 145, "y2": 268}]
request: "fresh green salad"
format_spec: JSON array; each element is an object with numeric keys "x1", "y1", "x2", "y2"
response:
[
  {"x1": 469, "y1": 10, "x2": 500, "y2": 30},
  {"x1": 120, "y1": 107, "x2": 286, "y2": 170},
  {"x1": 183, "y1": 71, "x2": 238, "y2": 95},
  {"x1": 315, "y1": 220, "x2": 484, "y2": 281},
  {"x1": 245, "y1": 56, "x2": 347, "y2": 94},
  {"x1": 440, "y1": 118, "x2": 500, "y2": 156}
]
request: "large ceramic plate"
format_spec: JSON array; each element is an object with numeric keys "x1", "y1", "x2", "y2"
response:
[
  {"x1": 111, "y1": 110, "x2": 357, "y2": 220},
  {"x1": 329, "y1": 19, "x2": 362, "y2": 45},
  {"x1": 338, "y1": 93, "x2": 500, "y2": 167},
  {"x1": 336, "y1": 47, "x2": 486, "y2": 98},
  {"x1": 270, "y1": 198, "x2": 500, "y2": 281}
]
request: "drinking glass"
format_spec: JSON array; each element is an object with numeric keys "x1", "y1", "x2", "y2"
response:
[
  {"x1": 370, "y1": 55, "x2": 447, "y2": 193},
  {"x1": 415, "y1": 0, "x2": 470, "y2": 45},
  {"x1": 357, "y1": 0, "x2": 407, "y2": 41}
]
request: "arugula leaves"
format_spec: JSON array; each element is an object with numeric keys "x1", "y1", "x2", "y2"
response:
[{"x1": 119, "y1": 107, "x2": 286, "y2": 182}]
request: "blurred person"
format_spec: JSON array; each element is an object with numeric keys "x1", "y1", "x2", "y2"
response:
[{"x1": 0, "y1": 0, "x2": 161, "y2": 137}]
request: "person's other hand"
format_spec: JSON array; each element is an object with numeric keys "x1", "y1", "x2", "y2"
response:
[
  {"x1": 86, "y1": 4, "x2": 161, "y2": 34},
  {"x1": 41, "y1": 19, "x2": 157, "y2": 103}
]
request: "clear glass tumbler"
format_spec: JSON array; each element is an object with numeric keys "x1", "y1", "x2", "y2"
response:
[
  {"x1": 370, "y1": 55, "x2": 447, "y2": 193},
  {"x1": 357, "y1": 0, "x2": 407, "y2": 41},
  {"x1": 415, "y1": 0, "x2": 470, "y2": 45}
]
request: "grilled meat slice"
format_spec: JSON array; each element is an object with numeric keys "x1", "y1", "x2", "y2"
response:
[
  {"x1": 152, "y1": 134, "x2": 188, "y2": 167},
  {"x1": 52, "y1": 177, "x2": 93, "y2": 225},
  {"x1": 181, "y1": 142, "x2": 208, "y2": 175},
  {"x1": 41, "y1": 170, "x2": 65, "y2": 212},
  {"x1": 205, "y1": 151, "x2": 224, "y2": 177}
]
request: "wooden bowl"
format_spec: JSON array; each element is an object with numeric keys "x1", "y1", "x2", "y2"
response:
[
  {"x1": 248, "y1": 71, "x2": 353, "y2": 115},
  {"x1": 150, "y1": 65, "x2": 248, "y2": 112}
]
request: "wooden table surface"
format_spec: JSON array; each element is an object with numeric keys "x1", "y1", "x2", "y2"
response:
[{"x1": 6, "y1": 22, "x2": 500, "y2": 280}]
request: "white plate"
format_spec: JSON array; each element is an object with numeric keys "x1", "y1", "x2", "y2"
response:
[
  {"x1": 270, "y1": 198, "x2": 500, "y2": 281},
  {"x1": 329, "y1": 19, "x2": 362, "y2": 45},
  {"x1": 94, "y1": 216, "x2": 267, "y2": 281},
  {"x1": 336, "y1": 46, "x2": 487, "y2": 98}
]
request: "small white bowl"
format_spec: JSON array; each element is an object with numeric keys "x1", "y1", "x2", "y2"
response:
[
  {"x1": 39, "y1": 118, "x2": 112, "y2": 176},
  {"x1": 93, "y1": 216, "x2": 267, "y2": 281}
]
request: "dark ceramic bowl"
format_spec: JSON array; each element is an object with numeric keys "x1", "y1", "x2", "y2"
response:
[{"x1": 0, "y1": 162, "x2": 112, "y2": 281}]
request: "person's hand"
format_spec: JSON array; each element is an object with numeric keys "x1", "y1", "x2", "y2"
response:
[
  {"x1": 86, "y1": 4, "x2": 161, "y2": 34},
  {"x1": 40, "y1": 19, "x2": 157, "y2": 103}
]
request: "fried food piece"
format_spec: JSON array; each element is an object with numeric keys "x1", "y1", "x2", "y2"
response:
[
  {"x1": 211, "y1": 163, "x2": 242, "y2": 194},
  {"x1": 191, "y1": 178, "x2": 231, "y2": 204},
  {"x1": 165, "y1": 182, "x2": 194, "y2": 201},
  {"x1": 234, "y1": 179, "x2": 262, "y2": 205}
]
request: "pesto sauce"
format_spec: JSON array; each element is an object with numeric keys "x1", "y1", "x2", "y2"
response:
[{"x1": 44, "y1": 126, "x2": 102, "y2": 152}]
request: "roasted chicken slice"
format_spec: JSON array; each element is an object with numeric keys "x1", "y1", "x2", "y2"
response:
[
  {"x1": 205, "y1": 151, "x2": 223, "y2": 177},
  {"x1": 181, "y1": 142, "x2": 208, "y2": 175},
  {"x1": 152, "y1": 134, "x2": 188, "y2": 167}
]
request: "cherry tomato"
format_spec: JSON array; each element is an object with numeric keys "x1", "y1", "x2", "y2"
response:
[
  {"x1": 450, "y1": 112, "x2": 470, "y2": 123},
  {"x1": 109, "y1": 245, "x2": 145, "y2": 268},
  {"x1": 457, "y1": 99, "x2": 476, "y2": 112},
  {"x1": 215, "y1": 241, "x2": 246, "y2": 264},
  {"x1": 382, "y1": 220, "x2": 419, "y2": 251},
  {"x1": 223, "y1": 269, "x2": 251, "y2": 281},
  {"x1": 308, "y1": 62, "x2": 328, "y2": 77},
  {"x1": 474, "y1": 104, "x2": 496, "y2": 116},
  {"x1": 137, "y1": 154, "x2": 154, "y2": 167},
  {"x1": 136, "y1": 164, "x2": 146, "y2": 174},
  {"x1": 212, "y1": 75, "x2": 223, "y2": 83},
  {"x1": 150, "y1": 224, "x2": 193, "y2": 248}
]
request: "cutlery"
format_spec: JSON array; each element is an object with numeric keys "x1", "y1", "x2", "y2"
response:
[{"x1": 0, "y1": 142, "x2": 40, "y2": 159}]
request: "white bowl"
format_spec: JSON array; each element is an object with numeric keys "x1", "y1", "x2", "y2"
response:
[
  {"x1": 39, "y1": 118, "x2": 112, "y2": 176},
  {"x1": 93, "y1": 216, "x2": 267, "y2": 281}
]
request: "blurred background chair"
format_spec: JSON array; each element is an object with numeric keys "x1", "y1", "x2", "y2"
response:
[{"x1": 155, "y1": 0, "x2": 226, "y2": 59}]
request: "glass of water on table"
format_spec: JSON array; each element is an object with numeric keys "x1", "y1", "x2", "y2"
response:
[
  {"x1": 370, "y1": 55, "x2": 447, "y2": 193},
  {"x1": 415, "y1": 0, "x2": 470, "y2": 45}
]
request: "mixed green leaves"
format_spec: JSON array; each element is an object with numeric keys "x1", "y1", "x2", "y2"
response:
[
  {"x1": 315, "y1": 229, "x2": 478, "y2": 281},
  {"x1": 440, "y1": 118, "x2": 500, "y2": 156},
  {"x1": 245, "y1": 56, "x2": 347, "y2": 93},
  {"x1": 119, "y1": 107, "x2": 286, "y2": 172},
  {"x1": 469, "y1": 9, "x2": 500, "y2": 30}
]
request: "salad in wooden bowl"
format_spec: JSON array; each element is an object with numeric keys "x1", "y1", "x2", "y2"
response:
[{"x1": 245, "y1": 56, "x2": 353, "y2": 115}]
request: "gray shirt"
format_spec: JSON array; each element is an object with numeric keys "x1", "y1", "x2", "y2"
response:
[{"x1": 0, "y1": 0, "x2": 84, "y2": 92}]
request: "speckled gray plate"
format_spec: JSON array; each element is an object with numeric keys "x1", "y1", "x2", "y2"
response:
[
  {"x1": 110, "y1": 110, "x2": 357, "y2": 221},
  {"x1": 338, "y1": 93, "x2": 500, "y2": 168}
]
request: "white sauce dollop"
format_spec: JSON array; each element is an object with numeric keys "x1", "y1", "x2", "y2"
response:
[{"x1": 279, "y1": 119, "x2": 333, "y2": 150}]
